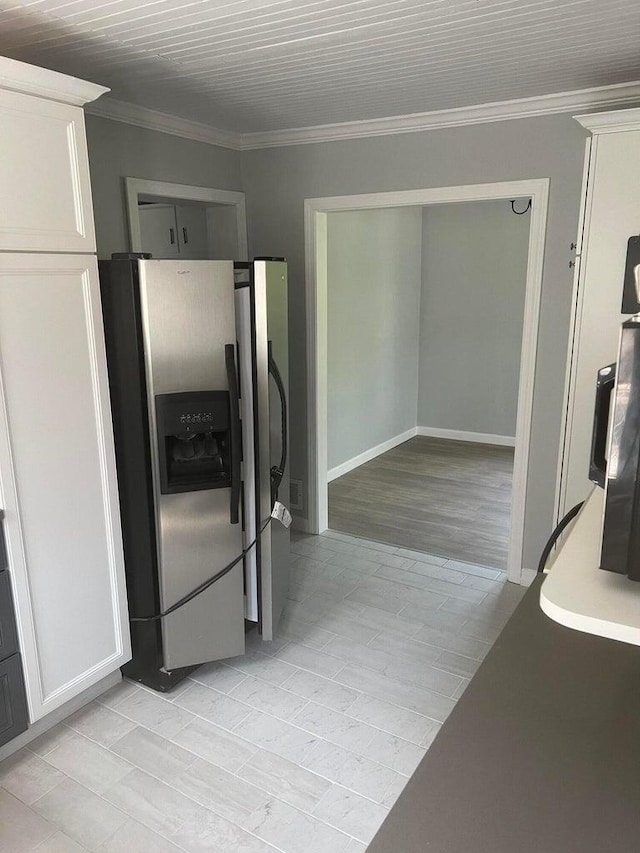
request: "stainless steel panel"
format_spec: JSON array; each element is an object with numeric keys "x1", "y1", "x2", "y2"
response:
[
  {"x1": 160, "y1": 491, "x2": 243, "y2": 668},
  {"x1": 139, "y1": 261, "x2": 234, "y2": 395},
  {"x1": 138, "y1": 260, "x2": 245, "y2": 669},
  {"x1": 254, "y1": 261, "x2": 290, "y2": 640},
  {"x1": 253, "y1": 263, "x2": 273, "y2": 639},
  {"x1": 235, "y1": 279, "x2": 258, "y2": 622}
]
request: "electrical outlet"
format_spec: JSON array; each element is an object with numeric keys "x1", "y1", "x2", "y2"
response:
[{"x1": 289, "y1": 478, "x2": 303, "y2": 511}]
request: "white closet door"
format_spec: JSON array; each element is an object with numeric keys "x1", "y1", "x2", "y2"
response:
[
  {"x1": 0, "y1": 254, "x2": 130, "y2": 721},
  {"x1": 0, "y1": 89, "x2": 96, "y2": 253}
]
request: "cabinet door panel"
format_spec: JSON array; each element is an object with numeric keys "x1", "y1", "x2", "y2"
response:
[
  {"x1": 176, "y1": 205, "x2": 209, "y2": 259},
  {"x1": 0, "y1": 254, "x2": 130, "y2": 721},
  {"x1": 138, "y1": 205, "x2": 180, "y2": 258},
  {"x1": 0, "y1": 90, "x2": 96, "y2": 253},
  {"x1": 0, "y1": 572, "x2": 19, "y2": 662},
  {"x1": 0, "y1": 655, "x2": 28, "y2": 747}
]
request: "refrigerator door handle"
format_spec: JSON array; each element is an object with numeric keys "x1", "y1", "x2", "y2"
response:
[
  {"x1": 268, "y1": 340, "x2": 288, "y2": 506},
  {"x1": 589, "y1": 362, "x2": 616, "y2": 488},
  {"x1": 225, "y1": 343, "x2": 242, "y2": 524}
]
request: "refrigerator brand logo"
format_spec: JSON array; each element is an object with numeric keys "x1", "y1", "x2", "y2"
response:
[{"x1": 180, "y1": 412, "x2": 214, "y2": 424}]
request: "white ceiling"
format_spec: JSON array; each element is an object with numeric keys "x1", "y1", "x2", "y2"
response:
[{"x1": 1, "y1": 0, "x2": 639, "y2": 133}]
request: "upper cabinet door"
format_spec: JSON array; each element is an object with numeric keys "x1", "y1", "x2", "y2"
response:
[
  {"x1": 0, "y1": 89, "x2": 96, "y2": 253},
  {"x1": 138, "y1": 205, "x2": 180, "y2": 259},
  {"x1": 0, "y1": 253, "x2": 130, "y2": 721},
  {"x1": 176, "y1": 205, "x2": 209, "y2": 259}
]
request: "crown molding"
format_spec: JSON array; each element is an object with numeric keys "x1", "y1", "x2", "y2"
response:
[
  {"x1": 0, "y1": 56, "x2": 108, "y2": 106},
  {"x1": 239, "y1": 80, "x2": 640, "y2": 149},
  {"x1": 85, "y1": 96, "x2": 242, "y2": 150},
  {"x1": 82, "y1": 80, "x2": 640, "y2": 152},
  {"x1": 574, "y1": 106, "x2": 640, "y2": 134}
]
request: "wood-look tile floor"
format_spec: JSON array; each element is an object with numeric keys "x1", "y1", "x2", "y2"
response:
[
  {"x1": 0, "y1": 530, "x2": 525, "y2": 853},
  {"x1": 329, "y1": 437, "x2": 514, "y2": 570}
]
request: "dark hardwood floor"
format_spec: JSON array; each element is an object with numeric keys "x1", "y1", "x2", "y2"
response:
[{"x1": 328, "y1": 436, "x2": 514, "y2": 570}]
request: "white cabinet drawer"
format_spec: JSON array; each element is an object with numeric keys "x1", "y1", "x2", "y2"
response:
[
  {"x1": 0, "y1": 253, "x2": 130, "y2": 721},
  {"x1": 0, "y1": 89, "x2": 96, "y2": 253}
]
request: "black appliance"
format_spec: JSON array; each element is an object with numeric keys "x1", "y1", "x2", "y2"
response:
[{"x1": 590, "y1": 316, "x2": 640, "y2": 580}]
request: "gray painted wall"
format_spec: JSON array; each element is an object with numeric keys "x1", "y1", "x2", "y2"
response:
[
  {"x1": 241, "y1": 114, "x2": 589, "y2": 570},
  {"x1": 85, "y1": 115, "x2": 242, "y2": 260},
  {"x1": 84, "y1": 110, "x2": 588, "y2": 570},
  {"x1": 418, "y1": 201, "x2": 529, "y2": 437},
  {"x1": 327, "y1": 208, "x2": 423, "y2": 471}
]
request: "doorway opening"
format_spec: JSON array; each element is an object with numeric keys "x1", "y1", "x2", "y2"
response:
[
  {"x1": 124, "y1": 178, "x2": 247, "y2": 261},
  {"x1": 305, "y1": 181, "x2": 549, "y2": 584}
]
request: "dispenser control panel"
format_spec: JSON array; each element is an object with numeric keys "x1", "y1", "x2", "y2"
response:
[
  {"x1": 155, "y1": 390, "x2": 232, "y2": 494},
  {"x1": 179, "y1": 412, "x2": 216, "y2": 428}
]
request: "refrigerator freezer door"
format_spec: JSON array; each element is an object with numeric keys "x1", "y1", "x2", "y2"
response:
[
  {"x1": 235, "y1": 276, "x2": 259, "y2": 622},
  {"x1": 138, "y1": 260, "x2": 245, "y2": 669},
  {"x1": 254, "y1": 261, "x2": 290, "y2": 640}
]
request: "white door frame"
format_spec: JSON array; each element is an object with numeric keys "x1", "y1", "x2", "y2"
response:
[
  {"x1": 304, "y1": 179, "x2": 550, "y2": 585},
  {"x1": 124, "y1": 177, "x2": 248, "y2": 260}
]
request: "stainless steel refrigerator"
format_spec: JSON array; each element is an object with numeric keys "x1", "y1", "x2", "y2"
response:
[{"x1": 99, "y1": 257, "x2": 289, "y2": 691}]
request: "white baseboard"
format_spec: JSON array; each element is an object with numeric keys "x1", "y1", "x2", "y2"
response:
[
  {"x1": 520, "y1": 568, "x2": 537, "y2": 587},
  {"x1": 0, "y1": 669, "x2": 122, "y2": 762},
  {"x1": 416, "y1": 426, "x2": 516, "y2": 447},
  {"x1": 327, "y1": 428, "x2": 418, "y2": 482}
]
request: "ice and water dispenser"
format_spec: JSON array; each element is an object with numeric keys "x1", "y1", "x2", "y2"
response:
[{"x1": 155, "y1": 390, "x2": 231, "y2": 495}]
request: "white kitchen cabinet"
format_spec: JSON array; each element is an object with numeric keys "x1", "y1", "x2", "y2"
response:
[
  {"x1": 557, "y1": 108, "x2": 640, "y2": 516},
  {"x1": 0, "y1": 86, "x2": 101, "y2": 254},
  {"x1": 0, "y1": 57, "x2": 130, "y2": 726},
  {"x1": 138, "y1": 203, "x2": 209, "y2": 259},
  {"x1": 176, "y1": 204, "x2": 209, "y2": 259},
  {"x1": 0, "y1": 253, "x2": 131, "y2": 721},
  {"x1": 138, "y1": 204, "x2": 180, "y2": 258}
]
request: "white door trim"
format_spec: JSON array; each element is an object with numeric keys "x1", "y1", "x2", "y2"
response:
[
  {"x1": 304, "y1": 179, "x2": 550, "y2": 585},
  {"x1": 553, "y1": 138, "x2": 594, "y2": 525},
  {"x1": 124, "y1": 178, "x2": 248, "y2": 260}
]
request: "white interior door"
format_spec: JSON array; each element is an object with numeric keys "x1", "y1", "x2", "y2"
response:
[{"x1": 0, "y1": 253, "x2": 130, "y2": 721}]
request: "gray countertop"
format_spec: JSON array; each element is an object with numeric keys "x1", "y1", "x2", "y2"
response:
[{"x1": 368, "y1": 575, "x2": 640, "y2": 853}]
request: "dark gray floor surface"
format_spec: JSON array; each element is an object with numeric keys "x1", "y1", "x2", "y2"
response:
[{"x1": 328, "y1": 436, "x2": 514, "y2": 570}]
